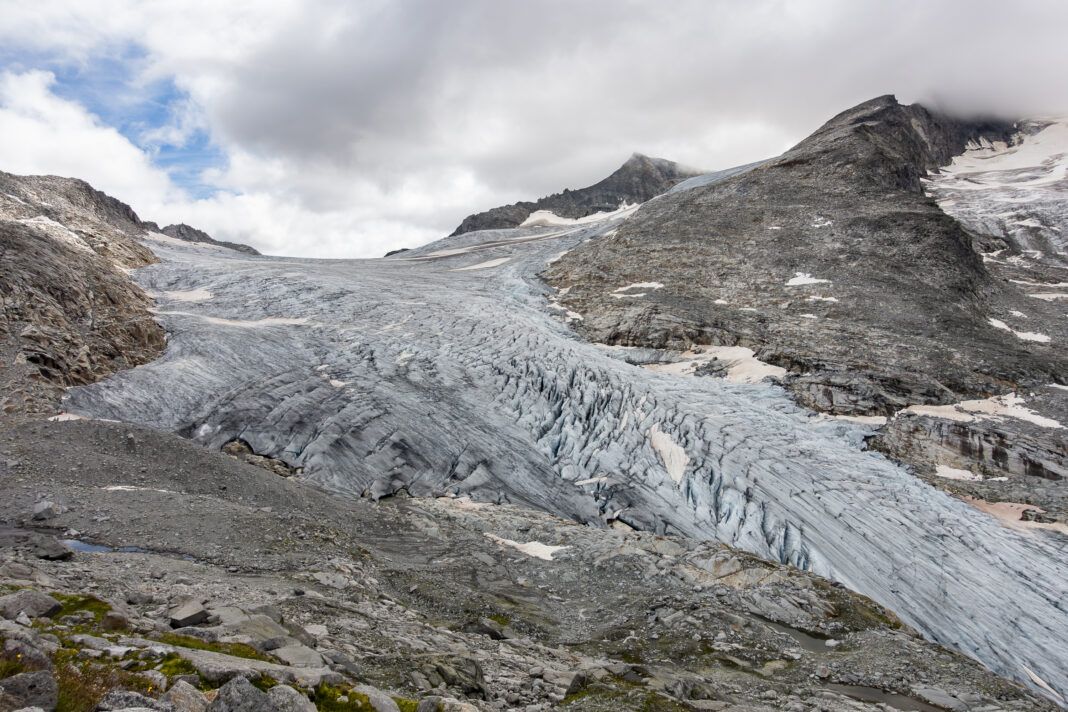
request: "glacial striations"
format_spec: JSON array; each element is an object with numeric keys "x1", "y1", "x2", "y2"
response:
[{"x1": 449, "y1": 153, "x2": 701, "y2": 236}]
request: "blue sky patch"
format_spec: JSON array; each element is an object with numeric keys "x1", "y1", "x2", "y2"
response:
[{"x1": 1, "y1": 43, "x2": 226, "y2": 199}]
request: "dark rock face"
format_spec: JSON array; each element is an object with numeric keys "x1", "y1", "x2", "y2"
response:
[
  {"x1": 450, "y1": 153, "x2": 702, "y2": 235},
  {"x1": 543, "y1": 96, "x2": 1063, "y2": 415},
  {"x1": 0, "y1": 220, "x2": 166, "y2": 416},
  {"x1": 161, "y1": 223, "x2": 260, "y2": 255}
]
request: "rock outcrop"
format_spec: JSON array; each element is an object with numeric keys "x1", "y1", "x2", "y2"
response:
[
  {"x1": 450, "y1": 153, "x2": 701, "y2": 235},
  {"x1": 158, "y1": 223, "x2": 260, "y2": 255},
  {"x1": 542, "y1": 95, "x2": 1065, "y2": 415}
]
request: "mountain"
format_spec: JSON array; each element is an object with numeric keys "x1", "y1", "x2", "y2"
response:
[
  {"x1": 449, "y1": 153, "x2": 702, "y2": 235},
  {"x1": 1, "y1": 96, "x2": 1067, "y2": 710},
  {"x1": 157, "y1": 222, "x2": 261, "y2": 255}
]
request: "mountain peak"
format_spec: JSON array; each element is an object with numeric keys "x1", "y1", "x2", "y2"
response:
[{"x1": 449, "y1": 153, "x2": 702, "y2": 236}]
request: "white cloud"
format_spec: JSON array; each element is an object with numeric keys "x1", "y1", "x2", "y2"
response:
[{"x1": 0, "y1": 0, "x2": 1066, "y2": 257}]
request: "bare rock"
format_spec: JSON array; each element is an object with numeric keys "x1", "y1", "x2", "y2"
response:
[
  {"x1": 169, "y1": 601, "x2": 209, "y2": 629},
  {"x1": 0, "y1": 590, "x2": 61, "y2": 620},
  {"x1": 0, "y1": 671, "x2": 57, "y2": 712}
]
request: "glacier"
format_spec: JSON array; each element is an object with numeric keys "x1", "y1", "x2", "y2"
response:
[{"x1": 64, "y1": 200, "x2": 1068, "y2": 702}]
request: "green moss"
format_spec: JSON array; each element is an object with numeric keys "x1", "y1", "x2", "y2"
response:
[
  {"x1": 487, "y1": 613, "x2": 511, "y2": 626},
  {"x1": 310, "y1": 682, "x2": 371, "y2": 711},
  {"x1": 562, "y1": 679, "x2": 693, "y2": 711},
  {"x1": 156, "y1": 632, "x2": 276, "y2": 662},
  {"x1": 49, "y1": 593, "x2": 111, "y2": 625},
  {"x1": 251, "y1": 674, "x2": 279, "y2": 692},
  {"x1": 157, "y1": 653, "x2": 199, "y2": 677},
  {"x1": 393, "y1": 699, "x2": 420, "y2": 712}
]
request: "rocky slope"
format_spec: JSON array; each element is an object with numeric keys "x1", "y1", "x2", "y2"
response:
[
  {"x1": 0, "y1": 173, "x2": 168, "y2": 417},
  {"x1": 540, "y1": 95, "x2": 1067, "y2": 566},
  {"x1": 450, "y1": 154, "x2": 701, "y2": 235},
  {"x1": 0, "y1": 417, "x2": 1057, "y2": 712},
  {"x1": 156, "y1": 223, "x2": 260, "y2": 255},
  {"x1": 0, "y1": 172, "x2": 258, "y2": 418},
  {"x1": 542, "y1": 96, "x2": 1063, "y2": 416}
]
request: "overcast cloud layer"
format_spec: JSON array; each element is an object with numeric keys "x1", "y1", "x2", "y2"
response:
[{"x1": 1, "y1": 0, "x2": 1066, "y2": 258}]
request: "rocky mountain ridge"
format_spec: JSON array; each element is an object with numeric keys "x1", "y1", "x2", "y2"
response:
[{"x1": 449, "y1": 154, "x2": 702, "y2": 235}]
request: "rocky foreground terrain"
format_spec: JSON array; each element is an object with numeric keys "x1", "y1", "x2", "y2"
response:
[
  {"x1": 1, "y1": 95, "x2": 1066, "y2": 711},
  {"x1": 0, "y1": 419, "x2": 1056, "y2": 712}
]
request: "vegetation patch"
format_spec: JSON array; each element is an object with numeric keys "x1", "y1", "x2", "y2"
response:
[
  {"x1": 310, "y1": 682, "x2": 371, "y2": 711},
  {"x1": 251, "y1": 673, "x2": 279, "y2": 692},
  {"x1": 0, "y1": 646, "x2": 38, "y2": 678},
  {"x1": 562, "y1": 678, "x2": 693, "y2": 712},
  {"x1": 49, "y1": 593, "x2": 111, "y2": 625},
  {"x1": 156, "y1": 632, "x2": 276, "y2": 662},
  {"x1": 53, "y1": 658, "x2": 154, "y2": 712}
]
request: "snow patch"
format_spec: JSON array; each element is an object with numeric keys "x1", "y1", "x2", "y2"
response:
[
  {"x1": 162, "y1": 288, "x2": 212, "y2": 302},
  {"x1": 649, "y1": 423, "x2": 689, "y2": 484},
  {"x1": 962, "y1": 497, "x2": 1068, "y2": 536},
  {"x1": 1028, "y1": 293, "x2": 1068, "y2": 301},
  {"x1": 19, "y1": 216, "x2": 91, "y2": 253},
  {"x1": 806, "y1": 295, "x2": 839, "y2": 303},
  {"x1": 901, "y1": 393, "x2": 1063, "y2": 429},
  {"x1": 988, "y1": 318, "x2": 1050, "y2": 343},
  {"x1": 519, "y1": 202, "x2": 638, "y2": 228},
  {"x1": 614, "y1": 282, "x2": 664, "y2": 292},
  {"x1": 452, "y1": 257, "x2": 510, "y2": 271},
  {"x1": 786, "y1": 272, "x2": 831, "y2": 286},
  {"x1": 484, "y1": 533, "x2": 568, "y2": 561},
  {"x1": 833, "y1": 414, "x2": 888, "y2": 426},
  {"x1": 935, "y1": 465, "x2": 983, "y2": 482}
]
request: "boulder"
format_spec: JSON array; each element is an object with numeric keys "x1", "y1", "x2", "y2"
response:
[
  {"x1": 95, "y1": 689, "x2": 181, "y2": 710},
  {"x1": 31, "y1": 502, "x2": 56, "y2": 521},
  {"x1": 0, "y1": 591, "x2": 61, "y2": 620},
  {"x1": 169, "y1": 601, "x2": 208, "y2": 629},
  {"x1": 266, "y1": 685, "x2": 315, "y2": 712},
  {"x1": 270, "y1": 644, "x2": 324, "y2": 668},
  {"x1": 351, "y1": 685, "x2": 400, "y2": 712},
  {"x1": 0, "y1": 670, "x2": 57, "y2": 712},
  {"x1": 161, "y1": 680, "x2": 209, "y2": 712},
  {"x1": 206, "y1": 677, "x2": 277, "y2": 712}
]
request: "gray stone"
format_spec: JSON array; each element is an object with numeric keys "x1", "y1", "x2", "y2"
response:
[
  {"x1": 96, "y1": 690, "x2": 181, "y2": 711},
  {"x1": 0, "y1": 590, "x2": 61, "y2": 620},
  {"x1": 415, "y1": 697, "x2": 442, "y2": 712},
  {"x1": 160, "y1": 680, "x2": 208, "y2": 712},
  {"x1": 351, "y1": 685, "x2": 400, "y2": 712},
  {"x1": 270, "y1": 644, "x2": 324, "y2": 668},
  {"x1": 3, "y1": 639, "x2": 52, "y2": 670},
  {"x1": 206, "y1": 677, "x2": 277, "y2": 712},
  {"x1": 0, "y1": 671, "x2": 57, "y2": 712},
  {"x1": 31, "y1": 502, "x2": 56, "y2": 521},
  {"x1": 265, "y1": 685, "x2": 315, "y2": 712},
  {"x1": 169, "y1": 601, "x2": 208, "y2": 629}
]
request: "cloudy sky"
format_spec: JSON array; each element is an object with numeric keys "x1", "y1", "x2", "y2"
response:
[{"x1": 1, "y1": 1, "x2": 1066, "y2": 258}]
